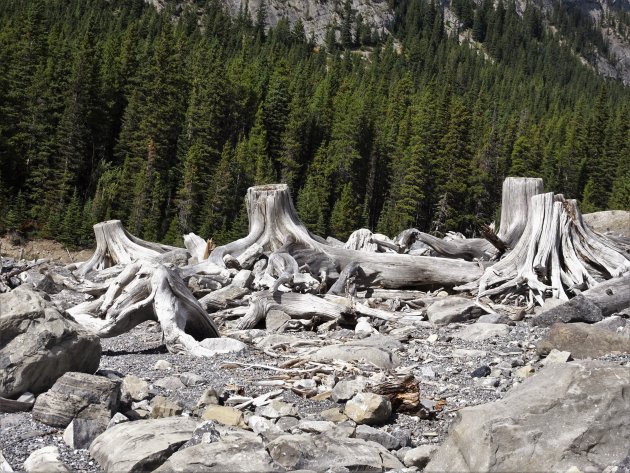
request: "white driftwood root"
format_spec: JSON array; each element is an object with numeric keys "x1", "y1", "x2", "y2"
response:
[{"x1": 69, "y1": 261, "x2": 221, "y2": 356}]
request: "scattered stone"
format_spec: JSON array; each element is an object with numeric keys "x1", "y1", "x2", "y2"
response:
[
  {"x1": 90, "y1": 417, "x2": 198, "y2": 472},
  {"x1": 293, "y1": 379, "x2": 317, "y2": 390},
  {"x1": 201, "y1": 405, "x2": 247, "y2": 428},
  {"x1": 0, "y1": 287, "x2": 101, "y2": 398},
  {"x1": 513, "y1": 365, "x2": 535, "y2": 378},
  {"x1": 248, "y1": 415, "x2": 284, "y2": 440},
  {"x1": 320, "y1": 408, "x2": 348, "y2": 423},
  {"x1": 595, "y1": 316, "x2": 630, "y2": 338},
  {"x1": 151, "y1": 396, "x2": 184, "y2": 418},
  {"x1": 536, "y1": 323, "x2": 630, "y2": 359},
  {"x1": 180, "y1": 421, "x2": 221, "y2": 449},
  {"x1": 195, "y1": 387, "x2": 220, "y2": 410},
  {"x1": 107, "y1": 412, "x2": 129, "y2": 429},
  {"x1": 344, "y1": 393, "x2": 392, "y2": 425},
  {"x1": 256, "y1": 400, "x2": 299, "y2": 419},
  {"x1": 154, "y1": 360, "x2": 172, "y2": 370},
  {"x1": 426, "y1": 333, "x2": 438, "y2": 344},
  {"x1": 266, "y1": 309, "x2": 291, "y2": 332},
  {"x1": 32, "y1": 372, "x2": 120, "y2": 427},
  {"x1": 0, "y1": 450, "x2": 12, "y2": 473},
  {"x1": 178, "y1": 372, "x2": 205, "y2": 386},
  {"x1": 542, "y1": 349, "x2": 572, "y2": 365},
  {"x1": 531, "y1": 296, "x2": 604, "y2": 326},
  {"x1": 311, "y1": 344, "x2": 400, "y2": 370},
  {"x1": 267, "y1": 434, "x2": 403, "y2": 471},
  {"x1": 331, "y1": 377, "x2": 367, "y2": 402},
  {"x1": 355, "y1": 424, "x2": 407, "y2": 449},
  {"x1": 471, "y1": 365, "x2": 491, "y2": 378},
  {"x1": 156, "y1": 432, "x2": 274, "y2": 472},
  {"x1": 154, "y1": 376, "x2": 186, "y2": 391},
  {"x1": 454, "y1": 323, "x2": 510, "y2": 341},
  {"x1": 452, "y1": 348, "x2": 488, "y2": 358},
  {"x1": 477, "y1": 313, "x2": 510, "y2": 324},
  {"x1": 23, "y1": 446, "x2": 70, "y2": 473},
  {"x1": 62, "y1": 404, "x2": 110, "y2": 449},
  {"x1": 121, "y1": 375, "x2": 150, "y2": 403},
  {"x1": 275, "y1": 416, "x2": 300, "y2": 431},
  {"x1": 16, "y1": 392, "x2": 34, "y2": 404},
  {"x1": 355, "y1": 317, "x2": 374, "y2": 338},
  {"x1": 426, "y1": 297, "x2": 485, "y2": 325},
  {"x1": 424, "y1": 361, "x2": 630, "y2": 472},
  {"x1": 403, "y1": 445, "x2": 439, "y2": 468},
  {"x1": 198, "y1": 337, "x2": 248, "y2": 355},
  {"x1": 297, "y1": 420, "x2": 334, "y2": 434}
]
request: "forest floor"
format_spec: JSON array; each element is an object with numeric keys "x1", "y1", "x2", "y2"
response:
[{"x1": 0, "y1": 236, "x2": 93, "y2": 264}]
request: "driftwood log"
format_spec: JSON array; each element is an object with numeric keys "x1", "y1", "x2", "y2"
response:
[
  {"x1": 208, "y1": 184, "x2": 482, "y2": 289},
  {"x1": 412, "y1": 177, "x2": 544, "y2": 260}
]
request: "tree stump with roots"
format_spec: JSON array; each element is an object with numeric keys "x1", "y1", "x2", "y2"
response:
[
  {"x1": 208, "y1": 184, "x2": 483, "y2": 289},
  {"x1": 465, "y1": 192, "x2": 630, "y2": 305}
]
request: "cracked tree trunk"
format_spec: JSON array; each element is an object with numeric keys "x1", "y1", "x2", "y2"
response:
[{"x1": 209, "y1": 184, "x2": 482, "y2": 288}]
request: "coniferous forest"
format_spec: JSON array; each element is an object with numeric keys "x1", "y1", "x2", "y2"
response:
[{"x1": 0, "y1": 0, "x2": 629, "y2": 249}]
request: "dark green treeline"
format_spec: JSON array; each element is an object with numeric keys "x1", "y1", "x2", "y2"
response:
[{"x1": 0, "y1": 0, "x2": 629, "y2": 247}]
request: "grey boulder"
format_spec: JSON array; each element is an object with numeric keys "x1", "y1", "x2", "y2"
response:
[
  {"x1": 536, "y1": 323, "x2": 630, "y2": 358},
  {"x1": 426, "y1": 297, "x2": 485, "y2": 325},
  {"x1": 90, "y1": 417, "x2": 198, "y2": 472},
  {"x1": 267, "y1": 433, "x2": 403, "y2": 471},
  {"x1": 0, "y1": 287, "x2": 101, "y2": 398},
  {"x1": 155, "y1": 433, "x2": 275, "y2": 472},
  {"x1": 425, "y1": 360, "x2": 630, "y2": 472},
  {"x1": 32, "y1": 372, "x2": 119, "y2": 427}
]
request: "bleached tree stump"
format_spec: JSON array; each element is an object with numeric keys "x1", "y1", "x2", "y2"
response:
[
  {"x1": 472, "y1": 192, "x2": 630, "y2": 305},
  {"x1": 77, "y1": 220, "x2": 179, "y2": 276},
  {"x1": 69, "y1": 261, "x2": 221, "y2": 356},
  {"x1": 412, "y1": 177, "x2": 544, "y2": 260},
  {"x1": 209, "y1": 184, "x2": 482, "y2": 288}
]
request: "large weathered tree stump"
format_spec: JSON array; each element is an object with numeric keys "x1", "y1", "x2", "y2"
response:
[
  {"x1": 470, "y1": 192, "x2": 630, "y2": 305},
  {"x1": 209, "y1": 184, "x2": 482, "y2": 288}
]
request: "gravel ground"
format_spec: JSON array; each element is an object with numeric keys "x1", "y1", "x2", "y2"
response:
[{"x1": 2, "y1": 301, "x2": 629, "y2": 471}]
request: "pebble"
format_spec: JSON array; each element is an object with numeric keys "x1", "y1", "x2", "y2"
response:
[{"x1": 471, "y1": 365, "x2": 491, "y2": 378}]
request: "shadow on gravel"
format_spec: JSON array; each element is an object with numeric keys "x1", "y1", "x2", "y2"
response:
[{"x1": 102, "y1": 345, "x2": 169, "y2": 356}]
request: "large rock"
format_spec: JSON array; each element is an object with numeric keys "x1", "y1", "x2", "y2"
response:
[
  {"x1": 32, "y1": 372, "x2": 120, "y2": 427},
  {"x1": 426, "y1": 297, "x2": 485, "y2": 325},
  {"x1": 23, "y1": 446, "x2": 70, "y2": 473},
  {"x1": 531, "y1": 295, "x2": 604, "y2": 326},
  {"x1": 344, "y1": 393, "x2": 392, "y2": 425},
  {"x1": 425, "y1": 361, "x2": 630, "y2": 472},
  {"x1": 267, "y1": 433, "x2": 403, "y2": 471},
  {"x1": 536, "y1": 323, "x2": 630, "y2": 359},
  {"x1": 62, "y1": 404, "x2": 111, "y2": 449},
  {"x1": 0, "y1": 287, "x2": 101, "y2": 398},
  {"x1": 155, "y1": 433, "x2": 275, "y2": 472},
  {"x1": 582, "y1": 210, "x2": 630, "y2": 238},
  {"x1": 90, "y1": 417, "x2": 198, "y2": 472}
]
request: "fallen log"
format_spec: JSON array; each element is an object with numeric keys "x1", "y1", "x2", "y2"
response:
[{"x1": 209, "y1": 184, "x2": 483, "y2": 288}]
